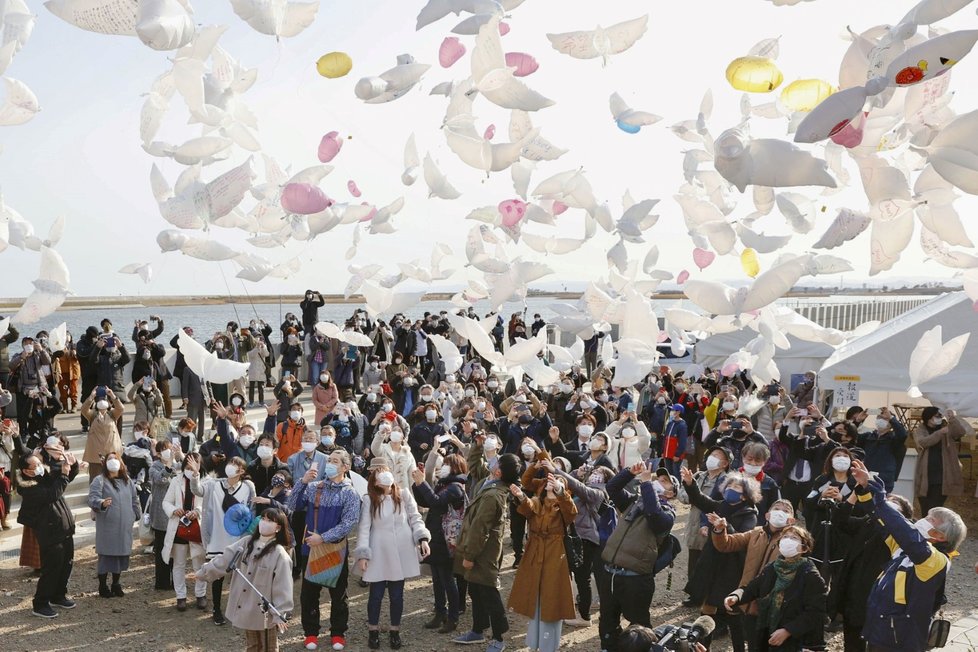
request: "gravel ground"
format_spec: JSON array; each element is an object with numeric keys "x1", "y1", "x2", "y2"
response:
[{"x1": 2, "y1": 491, "x2": 975, "y2": 651}]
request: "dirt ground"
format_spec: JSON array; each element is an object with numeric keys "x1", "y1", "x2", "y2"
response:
[{"x1": 2, "y1": 494, "x2": 976, "y2": 652}]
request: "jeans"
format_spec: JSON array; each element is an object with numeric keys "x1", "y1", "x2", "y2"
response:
[
  {"x1": 509, "y1": 502, "x2": 526, "y2": 561},
  {"x1": 367, "y1": 580, "x2": 405, "y2": 627},
  {"x1": 172, "y1": 543, "x2": 206, "y2": 599},
  {"x1": 153, "y1": 528, "x2": 173, "y2": 589},
  {"x1": 431, "y1": 561, "x2": 460, "y2": 621},
  {"x1": 468, "y1": 581, "x2": 508, "y2": 641},
  {"x1": 300, "y1": 560, "x2": 350, "y2": 637},
  {"x1": 248, "y1": 381, "x2": 265, "y2": 405},
  {"x1": 308, "y1": 358, "x2": 325, "y2": 387},
  {"x1": 664, "y1": 457, "x2": 682, "y2": 479},
  {"x1": 596, "y1": 568, "x2": 655, "y2": 652},
  {"x1": 35, "y1": 536, "x2": 74, "y2": 608},
  {"x1": 572, "y1": 540, "x2": 600, "y2": 619}
]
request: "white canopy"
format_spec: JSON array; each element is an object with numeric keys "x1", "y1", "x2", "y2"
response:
[
  {"x1": 819, "y1": 292, "x2": 978, "y2": 416},
  {"x1": 694, "y1": 328, "x2": 835, "y2": 382}
]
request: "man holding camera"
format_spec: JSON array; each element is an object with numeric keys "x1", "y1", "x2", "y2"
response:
[{"x1": 9, "y1": 336, "x2": 53, "y2": 438}]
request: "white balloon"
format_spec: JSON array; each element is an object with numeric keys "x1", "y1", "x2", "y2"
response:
[
  {"x1": 908, "y1": 324, "x2": 970, "y2": 398},
  {"x1": 177, "y1": 329, "x2": 250, "y2": 384},
  {"x1": 0, "y1": 77, "x2": 39, "y2": 125},
  {"x1": 813, "y1": 208, "x2": 871, "y2": 249},
  {"x1": 118, "y1": 262, "x2": 154, "y2": 283},
  {"x1": 11, "y1": 247, "x2": 70, "y2": 325},
  {"x1": 136, "y1": 0, "x2": 195, "y2": 50},
  {"x1": 714, "y1": 128, "x2": 837, "y2": 193},
  {"x1": 423, "y1": 153, "x2": 461, "y2": 200},
  {"x1": 609, "y1": 92, "x2": 661, "y2": 129},
  {"x1": 472, "y1": 16, "x2": 554, "y2": 111},
  {"x1": 229, "y1": 0, "x2": 319, "y2": 37},
  {"x1": 547, "y1": 14, "x2": 648, "y2": 66}
]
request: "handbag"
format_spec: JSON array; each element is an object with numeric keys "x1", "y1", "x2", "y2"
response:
[
  {"x1": 176, "y1": 517, "x2": 202, "y2": 543},
  {"x1": 305, "y1": 484, "x2": 348, "y2": 587},
  {"x1": 563, "y1": 520, "x2": 584, "y2": 571},
  {"x1": 928, "y1": 616, "x2": 950, "y2": 648}
]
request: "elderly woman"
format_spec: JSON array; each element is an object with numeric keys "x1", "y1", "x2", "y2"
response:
[
  {"x1": 913, "y1": 407, "x2": 965, "y2": 515},
  {"x1": 88, "y1": 451, "x2": 141, "y2": 597}
]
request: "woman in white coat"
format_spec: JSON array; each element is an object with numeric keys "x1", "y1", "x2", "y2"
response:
[
  {"x1": 354, "y1": 468, "x2": 431, "y2": 650},
  {"x1": 605, "y1": 413, "x2": 652, "y2": 470},
  {"x1": 162, "y1": 451, "x2": 208, "y2": 612},
  {"x1": 370, "y1": 421, "x2": 416, "y2": 492}
]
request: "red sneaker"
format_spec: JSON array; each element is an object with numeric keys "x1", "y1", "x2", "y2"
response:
[
  {"x1": 303, "y1": 635, "x2": 318, "y2": 650},
  {"x1": 330, "y1": 635, "x2": 346, "y2": 650}
]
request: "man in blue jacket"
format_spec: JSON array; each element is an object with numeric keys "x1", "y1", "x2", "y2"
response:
[
  {"x1": 851, "y1": 459, "x2": 966, "y2": 652},
  {"x1": 856, "y1": 406, "x2": 907, "y2": 492}
]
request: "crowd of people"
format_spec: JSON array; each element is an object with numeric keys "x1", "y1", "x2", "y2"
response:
[{"x1": 0, "y1": 292, "x2": 973, "y2": 652}]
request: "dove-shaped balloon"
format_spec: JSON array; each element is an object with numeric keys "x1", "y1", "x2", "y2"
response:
[
  {"x1": 908, "y1": 324, "x2": 970, "y2": 398},
  {"x1": 547, "y1": 14, "x2": 648, "y2": 66},
  {"x1": 228, "y1": 0, "x2": 318, "y2": 38},
  {"x1": 915, "y1": 109, "x2": 978, "y2": 195},
  {"x1": 178, "y1": 329, "x2": 250, "y2": 384},
  {"x1": 0, "y1": 77, "x2": 39, "y2": 126},
  {"x1": 402, "y1": 133, "x2": 421, "y2": 185},
  {"x1": 119, "y1": 263, "x2": 154, "y2": 284},
  {"x1": 11, "y1": 247, "x2": 70, "y2": 325},
  {"x1": 423, "y1": 153, "x2": 462, "y2": 200},
  {"x1": 714, "y1": 128, "x2": 837, "y2": 193},
  {"x1": 609, "y1": 92, "x2": 661, "y2": 134},
  {"x1": 683, "y1": 254, "x2": 813, "y2": 315},
  {"x1": 355, "y1": 54, "x2": 430, "y2": 104},
  {"x1": 470, "y1": 16, "x2": 554, "y2": 111}
]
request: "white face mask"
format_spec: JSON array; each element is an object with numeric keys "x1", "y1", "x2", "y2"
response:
[
  {"x1": 484, "y1": 438, "x2": 498, "y2": 451},
  {"x1": 521, "y1": 444, "x2": 535, "y2": 457},
  {"x1": 913, "y1": 517, "x2": 935, "y2": 539},
  {"x1": 301, "y1": 441, "x2": 317, "y2": 453},
  {"x1": 768, "y1": 510, "x2": 791, "y2": 529},
  {"x1": 445, "y1": 374, "x2": 455, "y2": 383},
  {"x1": 23, "y1": 344, "x2": 35, "y2": 354},
  {"x1": 96, "y1": 399, "x2": 109, "y2": 411},
  {"x1": 743, "y1": 463, "x2": 763, "y2": 476},
  {"x1": 722, "y1": 401, "x2": 736, "y2": 412},
  {"x1": 239, "y1": 435, "x2": 255, "y2": 448},
  {"x1": 258, "y1": 520, "x2": 278, "y2": 537},
  {"x1": 588, "y1": 439, "x2": 604, "y2": 451},
  {"x1": 376, "y1": 471, "x2": 395, "y2": 487},
  {"x1": 289, "y1": 411, "x2": 302, "y2": 421},
  {"x1": 438, "y1": 465, "x2": 451, "y2": 479},
  {"x1": 621, "y1": 427, "x2": 636, "y2": 439},
  {"x1": 831, "y1": 456, "x2": 851, "y2": 472},
  {"x1": 257, "y1": 445, "x2": 274, "y2": 459},
  {"x1": 656, "y1": 397, "x2": 667, "y2": 405},
  {"x1": 366, "y1": 392, "x2": 377, "y2": 402},
  {"x1": 382, "y1": 404, "x2": 393, "y2": 413},
  {"x1": 768, "y1": 396, "x2": 780, "y2": 405},
  {"x1": 487, "y1": 381, "x2": 498, "y2": 389},
  {"x1": 420, "y1": 393, "x2": 433, "y2": 402},
  {"x1": 875, "y1": 418, "x2": 889, "y2": 431},
  {"x1": 560, "y1": 383, "x2": 573, "y2": 393},
  {"x1": 161, "y1": 449, "x2": 173, "y2": 462},
  {"x1": 370, "y1": 362, "x2": 379, "y2": 370},
  {"x1": 142, "y1": 351, "x2": 151, "y2": 360},
  {"x1": 215, "y1": 342, "x2": 224, "y2": 351},
  {"x1": 320, "y1": 374, "x2": 329, "y2": 383},
  {"x1": 389, "y1": 431, "x2": 403, "y2": 443},
  {"x1": 705, "y1": 455, "x2": 724, "y2": 471},
  {"x1": 779, "y1": 537, "x2": 802, "y2": 558},
  {"x1": 224, "y1": 464, "x2": 239, "y2": 478},
  {"x1": 425, "y1": 409, "x2": 437, "y2": 421},
  {"x1": 464, "y1": 389, "x2": 475, "y2": 397},
  {"x1": 929, "y1": 417, "x2": 943, "y2": 427},
  {"x1": 651, "y1": 480, "x2": 666, "y2": 495},
  {"x1": 106, "y1": 458, "x2": 121, "y2": 473},
  {"x1": 184, "y1": 469, "x2": 194, "y2": 479}
]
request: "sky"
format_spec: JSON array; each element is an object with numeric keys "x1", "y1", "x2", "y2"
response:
[{"x1": 1, "y1": 0, "x2": 977, "y2": 299}]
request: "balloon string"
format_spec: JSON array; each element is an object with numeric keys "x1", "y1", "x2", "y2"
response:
[
  {"x1": 218, "y1": 261, "x2": 242, "y2": 324},
  {"x1": 240, "y1": 279, "x2": 260, "y2": 321}
]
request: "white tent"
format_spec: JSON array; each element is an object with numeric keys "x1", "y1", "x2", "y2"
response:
[
  {"x1": 694, "y1": 329, "x2": 835, "y2": 382},
  {"x1": 818, "y1": 292, "x2": 978, "y2": 416}
]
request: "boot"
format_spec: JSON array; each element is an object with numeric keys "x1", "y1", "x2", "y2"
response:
[
  {"x1": 389, "y1": 631, "x2": 402, "y2": 650},
  {"x1": 438, "y1": 618, "x2": 458, "y2": 634},
  {"x1": 111, "y1": 573, "x2": 124, "y2": 597},
  {"x1": 424, "y1": 612, "x2": 446, "y2": 630},
  {"x1": 367, "y1": 630, "x2": 380, "y2": 650},
  {"x1": 98, "y1": 574, "x2": 111, "y2": 598}
]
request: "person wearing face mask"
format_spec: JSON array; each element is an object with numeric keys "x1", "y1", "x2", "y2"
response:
[
  {"x1": 596, "y1": 463, "x2": 678, "y2": 652},
  {"x1": 307, "y1": 332, "x2": 331, "y2": 388},
  {"x1": 680, "y1": 468, "x2": 760, "y2": 652},
  {"x1": 81, "y1": 387, "x2": 124, "y2": 482},
  {"x1": 503, "y1": 400, "x2": 553, "y2": 457},
  {"x1": 300, "y1": 290, "x2": 326, "y2": 333},
  {"x1": 88, "y1": 452, "x2": 141, "y2": 598},
  {"x1": 739, "y1": 442, "x2": 782, "y2": 526},
  {"x1": 161, "y1": 451, "x2": 207, "y2": 611},
  {"x1": 354, "y1": 466, "x2": 431, "y2": 650},
  {"x1": 130, "y1": 327, "x2": 166, "y2": 392},
  {"x1": 370, "y1": 420, "x2": 416, "y2": 492},
  {"x1": 279, "y1": 328, "x2": 305, "y2": 381},
  {"x1": 360, "y1": 354, "x2": 386, "y2": 388},
  {"x1": 661, "y1": 404, "x2": 689, "y2": 478},
  {"x1": 93, "y1": 324, "x2": 132, "y2": 402},
  {"x1": 803, "y1": 447, "x2": 859, "y2": 586},
  {"x1": 913, "y1": 406, "x2": 965, "y2": 515},
  {"x1": 678, "y1": 446, "x2": 732, "y2": 603},
  {"x1": 411, "y1": 454, "x2": 469, "y2": 633},
  {"x1": 194, "y1": 508, "x2": 295, "y2": 650},
  {"x1": 357, "y1": 384, "x2": 384, "y2": 427},
  {"x1": 275, "y1": 401, "x2": 307, "y2": 462},
  {"x1": 149, "y1": 440, "x2": 179, "y2": 591},
  {"x1": 851, "y1": 459, "x2": 967, "y2": 652},
  {"x1": 406, "y1": 401, "x2": 444, "y2": 464},
  {"x1": 247, "y1": 433, "x2": 289, "y2": 496},
  {"x1": 710, "y1": 499, "x2": 798, "y2": 648},
  {"x1": 271, "y1": 372, "x2": 304, "y2": 423},
  {"x1": 187, "y1": 454, "x2": 256, "y2": 625},
  {"x1": 645, "y1": 391, "x2": 671, "y2": 442},
  {"x1": 252, "y1": 470, "x2": 293, "y2": 519},
  {"x1": 129, "y1": 375, "x2": 164, "y2": 425},
  {"x1": 753, "y1": 384, "x2": 793, "y2": 442},
  {"x1": 0, "y1": 317, "x2": 19, "y2": 399},
  {"x1": 778, "y1": 407, "x2": 838, "y2": 511},
  {"x1": 724, "y1": 525, "x2": 827, "y2": 652},
  {"x1": 241, "y1": 327, "x2": 270, "y2": 407},
  {"x1": 287, "y1": 429, "x2": 329, "y2": 571},
  {"x1": 287, "y1": 449, "x2": 362, "y2": 652},
  {"x1": 9, "y1": 336, "x2": 54, "y2": 436},
  {"x1": 18, "y1": 451, "x2": 80, "y2": 618},
  {"x1": 54, "y1": 332, "x2": 81, "y2": 414},
  {"x1": 605, "y1": 411, "x2": 652, "y2": 471},
  {"x1": 708, "y1": 414, "x2": 767, "y2": 472}
]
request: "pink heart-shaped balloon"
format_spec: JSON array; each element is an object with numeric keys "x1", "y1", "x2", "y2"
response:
[
  {"x1": 829, "y1": 112, "x2": 866, "y2": 149},
  {"x1": 498, "y1": 22, "x2": 510, "y2": 35},
  {"x1": 692, "y1": 247, "x2": 716, "y2": 271},
  {"x1": 348, "y1": 180, "x2": 361, "y2": 197},
  {"x1": 484, "y1": 124, "x2": 496, "y2": 140},
  {"x1": 552, "y1": 200, "x2": 568, "y2": 216},
  {"x1": 318, "y1": 131, "x2": 343, "y2": 163},
  {"x1": 677, "y1": 269, "x2": 690, "y2": 284},
  {"x1": 498, "y1": 199, "x2": 527, "y2": 227},
  {"x1": 438, "y1": 37, "x2": 466, "y2": 68},
  {"x1": 505, "y1": 52, "x2": 539, "y2": 77}
]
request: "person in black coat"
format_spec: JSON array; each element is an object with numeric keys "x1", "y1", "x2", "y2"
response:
[
  {"x1": 680, "y1": 466, "x2": 759, "y2": 652},
  {"x1": 828, "y1": 493, "x2": 914, "y2": 652},
  {"x1": 724, "y1": 525, "x2": 827, "y2": 652},
  {"x1": 411, "y1": 455, "x2": 468, "y2": 633},
  {"x1": 17, "y1": 450, "x2": 80, "y2": 618},
  {"x1": 76, "y1": 326, "x2": 100, "y2": 433},
  {"x1": 802, "y1": 447, "x2": 860, "y2": 586}
]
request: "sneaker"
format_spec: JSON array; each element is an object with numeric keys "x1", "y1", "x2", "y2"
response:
[
  {"x1": 486, "y1": 640, "x2": 506, "y2": 652},
  {"x1": 304, "y1": 635, "x2": 318, "y2": 650},
  {"x1": 564, "y1": 616, "x2": 592, "y2": 627},
  {"x1": 50, "y1": 597, "x2": 76, "y2": 609},
  {"x1": 212, "y1": 610, "x2": 226, "y2": 626},
  {"x1": 330, "y1": 636, "x2": 346, "y2": 650},
  {"x1": 176, "y1": 598, "x2": 187, "y2": 612},
  {"x1": 32, "y1": 605, "x2": 59, "y2": 619},
  {"x1": 453, "y1": 631, "x2": 486, "y2": 645}
]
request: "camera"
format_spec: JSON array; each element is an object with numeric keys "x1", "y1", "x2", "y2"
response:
[
  {"x1": 179, "y1": 515, "x2": 192, "y2": 527},
  {"x1": 624, "y1": 615, "x2": 714, "y2": 652}
]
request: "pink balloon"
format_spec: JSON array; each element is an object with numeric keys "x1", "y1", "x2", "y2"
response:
[
  {"x1": 692, "y1": 247, "x2": 716, "y2": 271},
  {"x1": 721, "y1": 362, "x2": 741, "y2": 377},
  {"x1": 498, "y1": 22, "x2": 510, "y2": 35},
  {"x1": 348, "y1": 180, "x2": 361, "y2": 197},
  {"x1": 973, "y1": 300, "x2": 978, "y2": 312},
  {"x1": 552, "y1": 200, "x2": 568, "y2": 216},
  {"x1": 829, "y1": 112, "x2": 866, "y2": 149},
  {"x1": 359, "y1": 203, "x2": 377, "y2": 222},
  {"x1": 677, "y1": 269, "x2": 690, "y2": 284},
  {"x1": 484, "y1": 124, "x2": 496, "y2": 140},
  {"x1": 281, "y1": 183, "x2": 333, "y2": 215},
  {"x1": 439, "y1": 37, "x2": 466, "y2": 68},
  {"x1": 318, "y1": 131, "x2": 343, "y2": 163},
  {"x1": 498, "y1": 199, "x2": 527, "y2": 227},
  {"x1": 505, "y1": 52, "x2": 539, "y2": 77}
]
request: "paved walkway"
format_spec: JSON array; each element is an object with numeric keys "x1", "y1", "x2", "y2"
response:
[{"x1": 948, "y1": 611, "x2": 978, "y2": 651}]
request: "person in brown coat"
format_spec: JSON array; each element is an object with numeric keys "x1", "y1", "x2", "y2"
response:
[
  {"x1": 80, "y1": 388, "x2": 124, "y2": 481},
  {"x1": 913, "y1": 407, "x2": 965, "y2": 514},
  {"x1": 507, "y1": 471, "x2": 577, "y2": 652}
]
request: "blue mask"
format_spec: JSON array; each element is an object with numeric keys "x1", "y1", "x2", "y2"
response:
[
  {"x1": 321, "y1": 436, "x2": 334, "y2": 447},
  {"x1": 322, "y1": 463, "x2": 339, "y2": 479},
  {"x1": 723, "y1": 488, "x2": 743, "y2": 504}
]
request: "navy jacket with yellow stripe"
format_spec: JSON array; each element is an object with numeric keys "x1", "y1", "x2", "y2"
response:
[{"x1": 859, "y1": 482, "x2": 950, "y2": 651}]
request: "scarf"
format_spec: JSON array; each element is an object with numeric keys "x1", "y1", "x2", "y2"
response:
[{"x1": 758, "y1": 556, "x2": 807, "y2": 632}]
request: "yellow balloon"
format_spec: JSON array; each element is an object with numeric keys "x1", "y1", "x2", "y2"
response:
[
  {"x1": 779, "y1": 79, "x2": 835, "y2": 112},
  {"x1": 725, "y1": 56, "x2": 784, "y2": 93},
  {"x1": 741, "y1": 248, "x2": 760, "y2": 278},
  {"x1": 316, "y1": 52, "x2": 353, "y2": 79}
]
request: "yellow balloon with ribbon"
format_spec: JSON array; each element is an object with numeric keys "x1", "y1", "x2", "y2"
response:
[
  {"x1": 725, "y1": 56, "x2": 784, "y2": 93},
  {"x1": 317, "y1": 52, "x2": 353, "y2": 79},
  {"x1": 779, "y1": 79, "x2": 835, "y2": 112},
  {"x1": 741, "y1": 248, "x2": 760, "y2": 278}
]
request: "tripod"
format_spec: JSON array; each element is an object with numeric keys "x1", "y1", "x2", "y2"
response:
[{"x1": 226, "y1": 548, "x2": 289, "y2": 644}]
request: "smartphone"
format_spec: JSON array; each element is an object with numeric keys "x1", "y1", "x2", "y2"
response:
[
  {"x1": 690, "y1": 383, "x2": 704, "y2": 395},
  {"x1": 437, "y1": 434, "x2": 451, "y2": 443},
  {"x1": 2, "y1": 418, "x2": 11, "y2": 428},
  {"x1": 795, "y1": 409, "x2": 808, "y2": 417},
  {"x1": 96, "y1": 386, "x2": 108, "y2": 399}
]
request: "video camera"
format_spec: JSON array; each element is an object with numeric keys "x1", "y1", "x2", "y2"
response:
[{"x1": 650, "y1": 615, "x2": 715, "y2": 651}]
